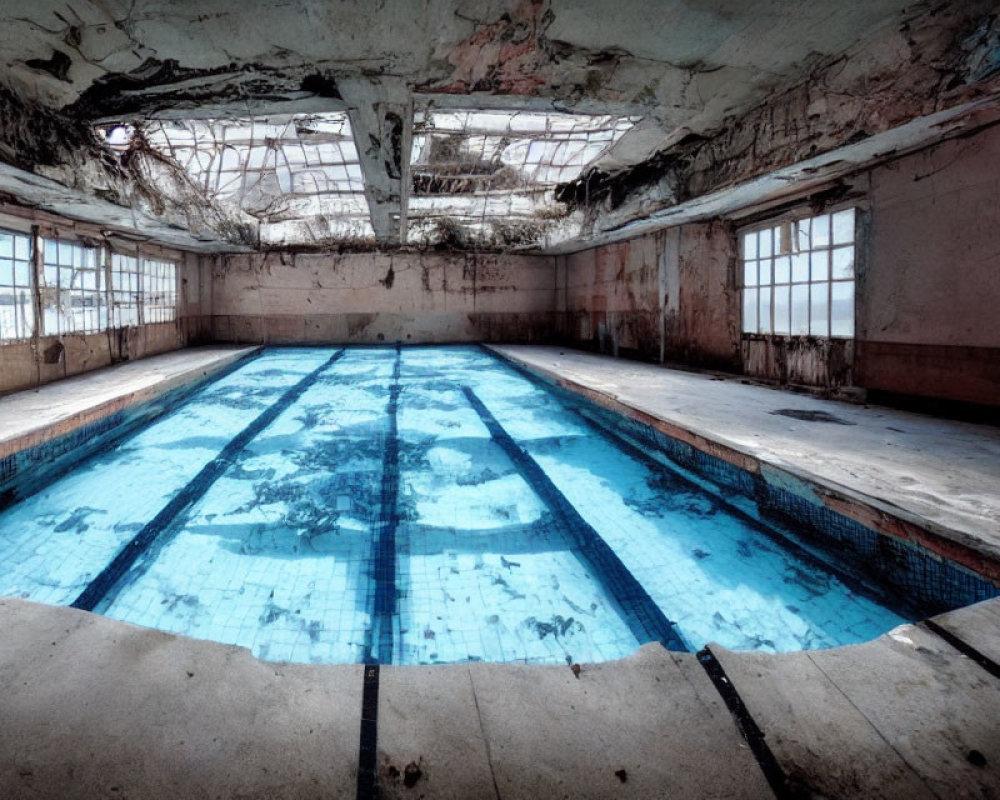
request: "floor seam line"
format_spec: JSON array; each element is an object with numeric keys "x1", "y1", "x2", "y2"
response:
[
  {"x1": 468, "y1": 668, "x2": 503, "y2": 800},
  {"x1": 806, "y1": 652, "x2": 943, "y2": 800}
]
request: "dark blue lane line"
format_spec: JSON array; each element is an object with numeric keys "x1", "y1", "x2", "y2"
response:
[
  {"x1": 368, "y1": 343, "x2": 403, "y2": 666},
  {"x1": 461, "y1": 385, "x2": 689, "y2": 653},
  {"x1": 922, "y1": 619, "x2": 1000, "y2": 680},
  {"x1": 356, "y1": 664, "x2": 380, "y2": 800},
  {"x1": 70, "y1": 350, "x2": 345, "y2": 613},
  {"x1": 697, "y1": 646, "x2": 790, "y2": 799},
  {"x1": 357, "y1": 345, "x2": 402, "y2": 800}
]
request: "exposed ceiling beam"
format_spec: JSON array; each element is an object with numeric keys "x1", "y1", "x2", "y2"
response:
[{"x1": 340, "y1": 77, "x2": 412, "y2": 247}]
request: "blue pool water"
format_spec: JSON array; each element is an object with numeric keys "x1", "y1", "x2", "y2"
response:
[{"x1": 0, "y1": 346, "x2": 911, "y2": 665}]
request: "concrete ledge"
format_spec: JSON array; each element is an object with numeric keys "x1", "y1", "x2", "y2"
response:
[
  {"x1": 0, "y1": 345, "x2": 260, "y2": 461},
  {"x1": 486, "y1": 345, "x2": 1000, "y2": 585}
]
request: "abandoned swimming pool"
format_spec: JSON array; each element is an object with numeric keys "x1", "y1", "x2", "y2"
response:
[{"x1": 0, "y1": 345, "x2": 944, "y2": 665}]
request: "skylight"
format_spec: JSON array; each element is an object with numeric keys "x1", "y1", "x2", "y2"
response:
[
  {"x1": 99, "y1": 108, "x2": 640, "y2": 250},
  {"x1": 140, "y1": 113, "x2": 374, "y2": 245},
  {"x1": 408, "y1": 110, "x2": 638, "y2": 247}
]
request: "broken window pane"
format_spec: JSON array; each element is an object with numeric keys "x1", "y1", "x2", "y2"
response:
[
  {"x1": 831, "y1": 246, "x2": 854, "y2": 279},
  {"x1": 133, "y1": 113, "x2": 375, "y2": 246},
  {"x1": 408, "y1": 109, "x2": 638, "y2": 248}
]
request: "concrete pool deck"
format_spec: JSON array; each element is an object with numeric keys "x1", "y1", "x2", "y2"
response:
[
  {"x1": 1, "y1": 594, "x2": 998, "y2": 798},
  {"x1": 0, "y1": 344, "x2": 999, "y2": 797},
  {"x1": 488, "y1": 345, "x2": 1000, "y2": 582}
]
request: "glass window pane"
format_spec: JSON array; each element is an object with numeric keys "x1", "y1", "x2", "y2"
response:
[
  {"x1": 759, "y1": 227, "x2": 773, "y2": 259},
  {"x1": 0, "y1": 235, "x2": 11, "y2": 258},
  {"x1": 791, "y1": 253, "x2": 809, "y2": 283},
  {"x1": 810, "y1": 250, "x2": 829, "y2": 282},
  {"x1": 742, "y1": 231, "x2": 758, "y2": 260},
  {"x1": 759, "y1": 286, "x2": 772, "y2": 334},
  {"x1": 831, "y1": 246, "x2": 854, "y2": 279},
  {"x1": 773, "y1": 284, "x2": 790, "y2": 335},
  {"x1": 831, "y1": 281, "x2": 855, "y2": 337},
  {"x1": 743, "y1": 288, "x2": 758, "y2": 333},
  {"x1": 791, "y1": 285, "x2": 809, "y2": 335},
  {"x1": 832, "y1": 209, "x2": 855, "y2": 245},
  {"x1": 774, "y1": 255, "x2": 790, "y2": 284},
  {"x1": 14, "y1": 236, "x2": 29, "y2": 261},
  {"x1": 810, "y1": 283, "x2": 829, "y2": 336},
  {"x1": 14, "y1": 261, "x2": 30, "y2": 286},
  {"x1": 759, "y1": 258, "x2": 772, "y2": 286},
  {"x1": 812, "y1": 214, "x2": 831, "y2": 248}
]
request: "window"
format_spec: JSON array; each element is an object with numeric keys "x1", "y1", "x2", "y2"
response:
[
  {"x1": 111, "y1": 252, "x2": 141, "y2": 327},
  {"x1": 0, "y1": 229, "x2": 34, "y2": 342},
  {"x1": 740, "y1": 209, "x2": 856, "y2": 338},
  {"x1": 141, "y1": 258, "x2": 177, "y2": 323},
  {"x1": 41, "y1": 238, "x2": 107, "y2": 335}
]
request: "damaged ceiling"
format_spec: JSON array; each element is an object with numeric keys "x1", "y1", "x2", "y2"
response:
[{"x1": 0, "y1": 0, "x2": 998, "y2": 252}]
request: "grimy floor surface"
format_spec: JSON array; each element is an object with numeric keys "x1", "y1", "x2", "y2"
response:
[{"x1": 0, "y1": 344, "x2": 998, "y2": 798}]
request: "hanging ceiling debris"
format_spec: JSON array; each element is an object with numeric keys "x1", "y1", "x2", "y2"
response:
[
  {"x1": 408, "y1": 109, "x2": 638, "y2": 248},
  {"x1": 0, "y1": 1, "x2": 998, "y2": 253}
]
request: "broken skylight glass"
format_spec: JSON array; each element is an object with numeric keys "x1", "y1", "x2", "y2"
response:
[
  {"x1": 136, "y1": 113, "x2": 374, "y2": 246},
  {"x1": 408, "y1": 110, "x2": 638, "y2": 247}
]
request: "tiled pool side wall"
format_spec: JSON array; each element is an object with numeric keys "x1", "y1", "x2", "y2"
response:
[
  {"x1": 486, "y1": 347, "x2": 1000, "y2": 615},
  {"x1": 0, "y1": 351, "x2": 261, "y2": 511}
]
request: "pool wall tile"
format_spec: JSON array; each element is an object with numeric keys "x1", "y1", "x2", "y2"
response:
[
  {"x1": 485, "y1": 346, "x2": 999, "y2": 616},
  {"x1": 0, "y1": 351, "x2": 259, "y2": 510}
]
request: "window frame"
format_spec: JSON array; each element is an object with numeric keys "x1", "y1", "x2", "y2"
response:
[
  {"x1": 40, "y1": 236, "x2": 108, "y2": 336},
  {"x1": 738, "y1": 206, "x2": 857, "y2": 339},
  {"x1": 0, "y1": 227, "x2": 36, "y2": 343}
]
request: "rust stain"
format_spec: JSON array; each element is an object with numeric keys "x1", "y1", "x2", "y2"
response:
[{"x1": 421, "y1": 1, "x2": 553, "y2": 96}]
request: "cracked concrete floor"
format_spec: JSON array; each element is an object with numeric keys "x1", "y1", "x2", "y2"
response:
[{"x1": 1, "y1": 595, "x2": 999, "y2": 798}]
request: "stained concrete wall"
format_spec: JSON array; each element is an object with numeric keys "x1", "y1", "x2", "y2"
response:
[
  {"x1": 210, "y1": 250, "x2": 557, "y2": 344},
  {"x1": 0, "y1": 249, "x2": 209, "y2": 396},
  {"x1": 856, "y1": 125, "x2": 1000, "y2": 406},
  {"x1": 558, "y1": 122, "x2": 1000, "y2": 406},
  {"x1": 555, "y1": 224, "x2": 740, "y2": 370}
]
